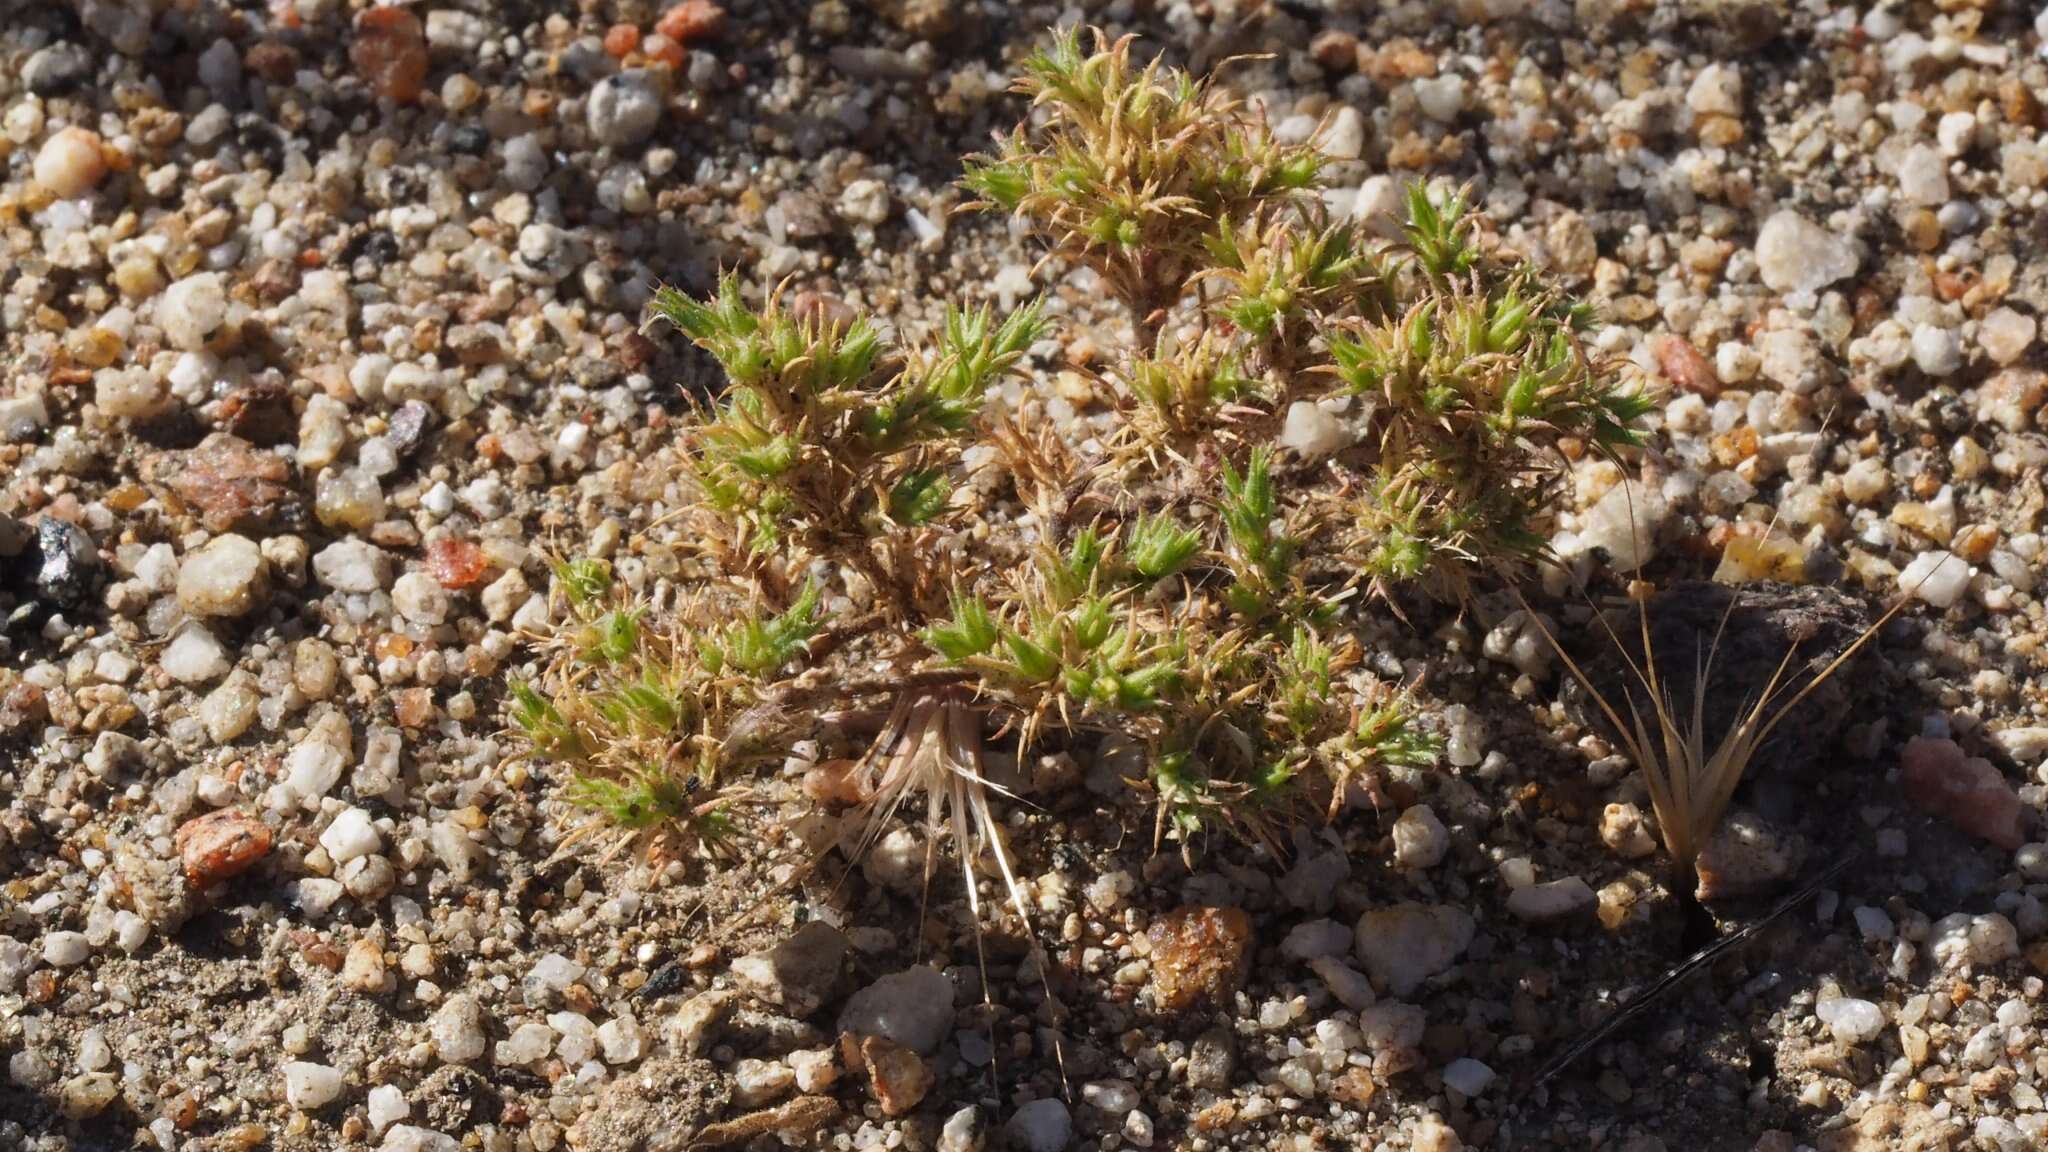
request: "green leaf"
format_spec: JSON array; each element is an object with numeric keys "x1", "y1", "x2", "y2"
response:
[
  {"x1": 819, "y1": 316, "x2": 885, "y2": 389},
  {"x1": 1061, "y1": 663, "x2": 1097, "y2": 701},
  {"x1": 717, "y1": 579, "x2": 825, "y2": 678},
  {"x1": 962, "y1": 151, "x2": 1033, "y2": 210},
  {"x1": 1109, "y1": 657, "x2": 1179, "y2": 708},
  {"x1": 1404, "y1": 183, "x2": 1475, "y2": 279},
  {"x1": 1405, "y1": 303, "x2": 1436, "y2": 362},
  {"x1": 732, "y1": 434, "x2": 799, "y2": 480},
  {"x1": 888, "y1": 469, "x2": 952, "y2": 525},
  {"x1": 1370, "y1": 526, "x2": 1430, "y2": 582},
  {"x1": 937, "y1": 298, "x2": 1046, "y2": 400},
  {"x1": 1487, "y1": 292, "x2": 1531, "y2": 352},
  {"x1": 1225, "y1": 583, "x2": 1269, "y2": 619},
  {"x1": 509, "y1": 680, "x2": 554, "y2": 734},
  {"x1": 1600, "y1": 387, "x2": 1657, "y2": 424},
  {"x1": 1048, "y1": 525, "x2": 1108, "y2": 603},
  {"x1": 1276, "y1": 626, "x2": 1332, "y2": 737},
  {"x1": 648, "y1": 275, "x2": 756, "y2": 345},
  {"x1": 1127, "y1": 513, "x2": 1201, "y2": 582},
  {"x1": 564, "y1": 766, "x2": 692, "y2": 831},
  {"x1": 990, "y1": 297, "x2": 1050, "y2": 364},
  {"x1": 553, "y1": 557, "x2": 613, "y2": 614},
  {"x1": 1504, "y1": 365, "x2": 1541, "y2": 419},
  {"x1": 1222, "y1": 294, "x2": 1280, "y2": 341},
  {"x1": 1354, "y1": 692, "x2": 1441, "y2": 769},
  {"x1": 1001, "y1": 630, "x2": 1061, "y2": 682},
  {"x1": 1251, "y1": 754, "x2": 1303, "y2": 798},
  {"x1": 1301, "y1": 222, "x2": 1363, "y2": 290},
  {"x1": 596, "y1": 672, "x2": 681, "y2": 734},
  {"x1": 1268, "y1": 148, "x2": 1323, "y2": 193},
  {"x1": 923, "y1": 590, "x2": 999, "y2": 661},
  {"x1": 1071, "y1": 596, "x2": 1113, "y2": 651},
  {"x1": 1327, "y1": 330, "x2": 1386, "y2": 394},
  {"x1": 649, "y1": 274, "x2": 769, "y2": 385},
  {"x1": 589, "y1": 609, "x2": 641, "y2": 664},
  {"x1": 510, "y1": 681, "x2": 583, "y2": 760},
  {"x1": 1219, "y1": 447, "x2": 1278, "y2": 560}
]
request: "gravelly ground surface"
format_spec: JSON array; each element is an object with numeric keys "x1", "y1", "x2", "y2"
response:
[{"x1": 4, "y1": 1, "x2": 2048, "y2": 1151}]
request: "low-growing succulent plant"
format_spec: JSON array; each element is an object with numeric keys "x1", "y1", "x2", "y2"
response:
[{"x1": 513, "y1": 25, "x2": 1651, "y2": 880}]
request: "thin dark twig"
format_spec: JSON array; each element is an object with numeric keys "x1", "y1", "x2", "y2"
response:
[{"x1": 1515, "y1": 851, "x2": 1859, "y2": 1102}]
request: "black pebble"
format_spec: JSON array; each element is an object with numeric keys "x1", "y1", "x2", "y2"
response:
[
  {"x1": 387, "y1": 400, "x2": 436, "y2": 460},
  {"x1": 33, "y1": 518, "x2": 99, "y2": 608},
  {"x1": 638, "y1": 961, "x2": 688, "y2": 1000}
]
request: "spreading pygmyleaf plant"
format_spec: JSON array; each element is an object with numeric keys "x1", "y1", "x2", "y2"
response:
[
  {"x1": 515, "y1": 25, "x2": 1648, "y2": 869},
  {"x1": 510, "y1": 557, "x2": 835, "y2": 861},
  {"x1": 649, "y1": 277, "x2": 1045, "y2": 590}
]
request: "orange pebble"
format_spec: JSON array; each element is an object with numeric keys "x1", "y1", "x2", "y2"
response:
[
  {"x1": 656, "y1": 0, "x2": 726, "y2": 42},
  {"x1": 642, "y1": 33, "x2": 685, "y2": 68},
  {"x1": 351, "y1": 8, "x2": 428, "y2": 104},
  {"x1": 604, "y1": 23, "x2": 641, "y2": 58}
]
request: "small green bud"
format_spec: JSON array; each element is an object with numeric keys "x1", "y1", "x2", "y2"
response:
[
  {"x1": 923, "y1": 592, "x2": 998, "y2": 661},
  {"x1": 1128, "y1": 514, "x2": 1202, "y2": 582},
  {"x1": 1062, "y1": 664, "x2": 1097, "y2": 701},
  {"x1": 1073, "y1": 597, "x2": 1113, "y2": 650},
  {"x1": 1003, "y1": 632, "x2": 1061, "y2": 682}
]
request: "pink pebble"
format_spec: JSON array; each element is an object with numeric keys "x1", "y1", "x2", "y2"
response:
[{"x1": 1901, "y1": 736, "x2": 2027, "y2": 850}]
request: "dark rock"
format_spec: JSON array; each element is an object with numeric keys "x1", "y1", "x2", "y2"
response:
[
  {"x1": 637, "y1": 960, "x2": 688, "y2": 1001},
  {"x1": 354, "y1": 229, "x2": 400, "y2": 266},
  {"x1": 33, "y1": 518, "x2": 100, "y2": 608},
  {"x1": 837, "y1": 967, "x2": 955, "y2": 1055},
  {"x1": 23, "y1": 43, "x2": 92, "y2": 93},
  {"x1": 1688, "y1": 0, "x2": 1786, "y2": 53},
  {"x1": 387, "y1": 401, "x2": 436, "y2": 459},
  {"x1": 448, "y1": 123, "x2": 490, "y2": 154},
  {"x1": 0, "y1": 513, "x2": 27, "y2": 559}
]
